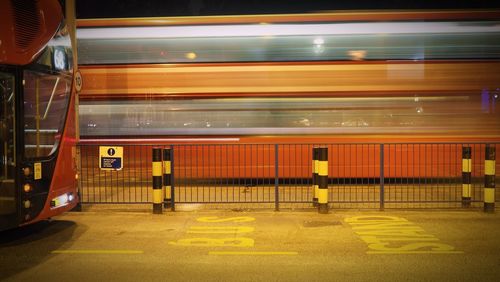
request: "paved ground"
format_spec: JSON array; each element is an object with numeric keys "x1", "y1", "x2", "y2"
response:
[{"x1": 1, "y1": 206, "x2": 500, "y2": 281}]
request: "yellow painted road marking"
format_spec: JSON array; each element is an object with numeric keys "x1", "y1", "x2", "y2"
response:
[
  {"x1": 170, "y1": 217, "x2": 257, "y2": 249},
  {"x1": 169, "y1": 237, "x2": 255, "y2": 247},
  {"x1": 209, "y1": 251, "x2": 298, "y2": 256},
  {"x1": 52, "y1": 250, "x2": 143, "y2": 254},
  {"x1": 360, "y1": 236, "x2": 439, "y2": 243},
  {"x1": 188, "y1": 226, "x2": 255, "y2": 234},
  {"x1": 345, "y1": 216, "x2": 462, "y2": 254},
  {"x1": 196, "y1": 216, "x2": 255, "y2": 223},
  {"x1": 367, "y1": 251, "x2": 463, "y2": 254}
]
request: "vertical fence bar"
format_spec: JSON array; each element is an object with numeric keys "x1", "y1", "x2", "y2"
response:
[
  {"x1": 170, "y1": 146, "x2": 175, "y2": 211},
  {"x1": 132, "y1": 145, "x2": 137, "y2": 202},
  {"x1": 318, "y1": 147, "x2": 329, "y2": 214},
  {"x1": 139, "y1": 145, "x2": 144, "y2": 202},
  {"x1": 163, "y1": 148, "x2": 172, "y2": 209},
  {"x1": 184, "y1": 145, "x2": 189, "y2": 203},
  {"x1": 250, "y1": 144, "x2": 254, "y2": 202},
  {"x1": 275, "y1": 144, "x2": 279, "y2": 211},
  {"x1": 268, "y1": 144, "x2": 272, "y2": 204},
  {"x1": 484, "y1": 144, "x2": 496, "y2": 213},
  {"x1": 232, "y1": 144, "x2": 236, "y2": 202},
  {"x1": 226, "y1": 144, "x2": 230, "y2": 203},
  {"x1": 88, "y1": 146, "x2": 93, "y2": 203},
  {"x1": 121, "y1": 146, "x2": 125, "y2": 203},
  {"x1": 100, "y1": 146, "x2": 105, "y2": 203},
  {"x1": 347, "y1": 144, "x2": 352, "y2": 204},
  {"x1": 125, "y1": 146, "x2": 129, "y2": 202},
  {"x1": 218, "y1": 144, "x2": 223, "y2": 203},
  {"x1": 302, "y1": 144, "x2": 307, "y2": 203},
  {"x1": 152, "y1": 147, "x2": 163, "y2": 214},
  {"x1": 462, "y1": 146, "x2": 472, "y2": 208},
  {"x1": 379, "y1": 144, "x2": 385, "y2": 210}
]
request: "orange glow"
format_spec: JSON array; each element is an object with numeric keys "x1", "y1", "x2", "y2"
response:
[
  {"x1": 23, "y1": 184, "x2": 33, "y2": 193},
  {"x1": 79, "y1": 62, "x2": 500, "y2": 99},
  {"x1": 76, "y1": 10, "x2": 500, "y2": 27},
  {"x1": 185, "y1": 52, "x2": 197, "y2": 60}
]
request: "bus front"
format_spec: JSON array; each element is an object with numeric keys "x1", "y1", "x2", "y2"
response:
[{"x1": 1, "y1": 0, "x2": 78, "y2": 231}]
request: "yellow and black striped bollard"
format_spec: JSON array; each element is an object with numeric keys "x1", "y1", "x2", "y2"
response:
[
  {"x1": 462, "y1": 146, "x2": 472, "y2": 208},
  {"x1": 318, "y1": 147, "x2": 329, "y2": 214},
  {"x1": 484, "y1": 145, "x2": 496, "y2": 213},
  {"x1": 152, "y1": 148, "x2": 163, "y2": 214},
  {"x1": 312, "y1": 147, "x2": 319, "y2": 207},
  {"x1": 163, "y1": 148, "x2": 172, "y2": 209}
]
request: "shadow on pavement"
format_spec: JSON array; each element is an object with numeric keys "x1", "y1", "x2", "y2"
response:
[{"x1": 0, "y1": 219, "x2": 82, "y2": 279}]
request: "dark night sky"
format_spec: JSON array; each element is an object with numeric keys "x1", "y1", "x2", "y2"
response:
[{"x1": 76, "y1": 0, "x2": 500, "y2": 19}]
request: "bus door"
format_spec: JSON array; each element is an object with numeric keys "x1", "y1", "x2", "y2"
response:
[{"x1": 0, "y1": 71, "x2": 17, "y2": 229}]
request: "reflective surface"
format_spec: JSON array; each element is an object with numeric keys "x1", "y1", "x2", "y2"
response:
[
  {"x1": 77, "y1": 16, "x2": 500, "y2": 139},
  {"x1": 77, "y1": 21, "x2": 500, "y2": 64},
  {"x1": 0, "y1": 71, "x2": 16, "y2": 224},
  {"x1": 80, "y1": 93, "x2": 500, "y2": 136},
  {"x1": 23, "y1": 72, "x2": 71, "y2": 157},
  {"x1": 23, "y1": 23, "x2": 73, "y2": 158}
]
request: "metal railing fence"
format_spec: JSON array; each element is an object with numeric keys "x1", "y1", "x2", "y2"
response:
[{"x1": 78, "y1": 143, "x2": 499, "y2": 209}]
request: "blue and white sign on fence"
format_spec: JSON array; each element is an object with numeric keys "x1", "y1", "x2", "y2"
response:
[{"x1": 99, "y1": 146, "x2": 123, "y2": 170}]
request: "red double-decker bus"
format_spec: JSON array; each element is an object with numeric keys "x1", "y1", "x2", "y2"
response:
[{"x1": 0, "y1": 0, "x2": 79, "y2": 231}]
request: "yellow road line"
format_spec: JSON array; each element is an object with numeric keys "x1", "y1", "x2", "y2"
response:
[
  {"x1": 209, "y1": 251, "x2": 298, "y2": 256},
  {"x1": 52, "y1": 250, "x2": 144, "y2": 254},
  {"x1": 367, "y1": 251, "x2": 463, "y2": 254}
]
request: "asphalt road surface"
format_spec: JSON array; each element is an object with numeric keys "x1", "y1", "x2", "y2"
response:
[{"x1": 1, "y1": 207, "x2": 500, "y2": 281}]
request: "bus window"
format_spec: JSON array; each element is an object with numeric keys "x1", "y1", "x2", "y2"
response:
[
  {"x1": 0, "y1": 71, "x2": 16, "y2": 218},
  {"x1": 23, "y1": 71, "x2": 71, "y2": 158}
]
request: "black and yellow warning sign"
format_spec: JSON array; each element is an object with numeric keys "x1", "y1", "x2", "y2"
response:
[{"x1": 99, "y1": 146, "x2": 123, "y2": 170}]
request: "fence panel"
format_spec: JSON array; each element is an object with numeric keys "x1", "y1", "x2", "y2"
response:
[
  {"x1": 173, "y1": 144, "x2": 276, "y2": 204},
  {"x1": 78, "y1": 142, "x2": 500, "y2": 209},
  {"x1": 79, "y1": 144, "x2": 154, "y2": 203},
  {"x1": 328, "y1": 144, "x2": 381, "y2": 209}
]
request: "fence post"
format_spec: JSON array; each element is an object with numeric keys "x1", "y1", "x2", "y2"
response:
[
  {"x1": 163, "y1": 148, "x2": 172, "y2": 209},
  {"x1": 318, "y1": 147, "x2": 329, "y2": 214},
  {"x1": 379, "y1": 144, "x2": 385, "y2": 211},
  {"x1": 462, "y1": 146, "x2": 472, "y2": 208},
  {"x1": 484, "y1": 145, "x2": 496, "y2": 213},
  {"x1": 152, "y1": 147, "x2": 163, "y2": 214},
  {"x1": 275, "y1": 144, "x2": 279, "y2": 212},
  {"x1": 312, "y1": 147, "x2": 319, "y2": 207},
  {"x1": 170, "y1": 146, "x2": 175, "y2": 211}
]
